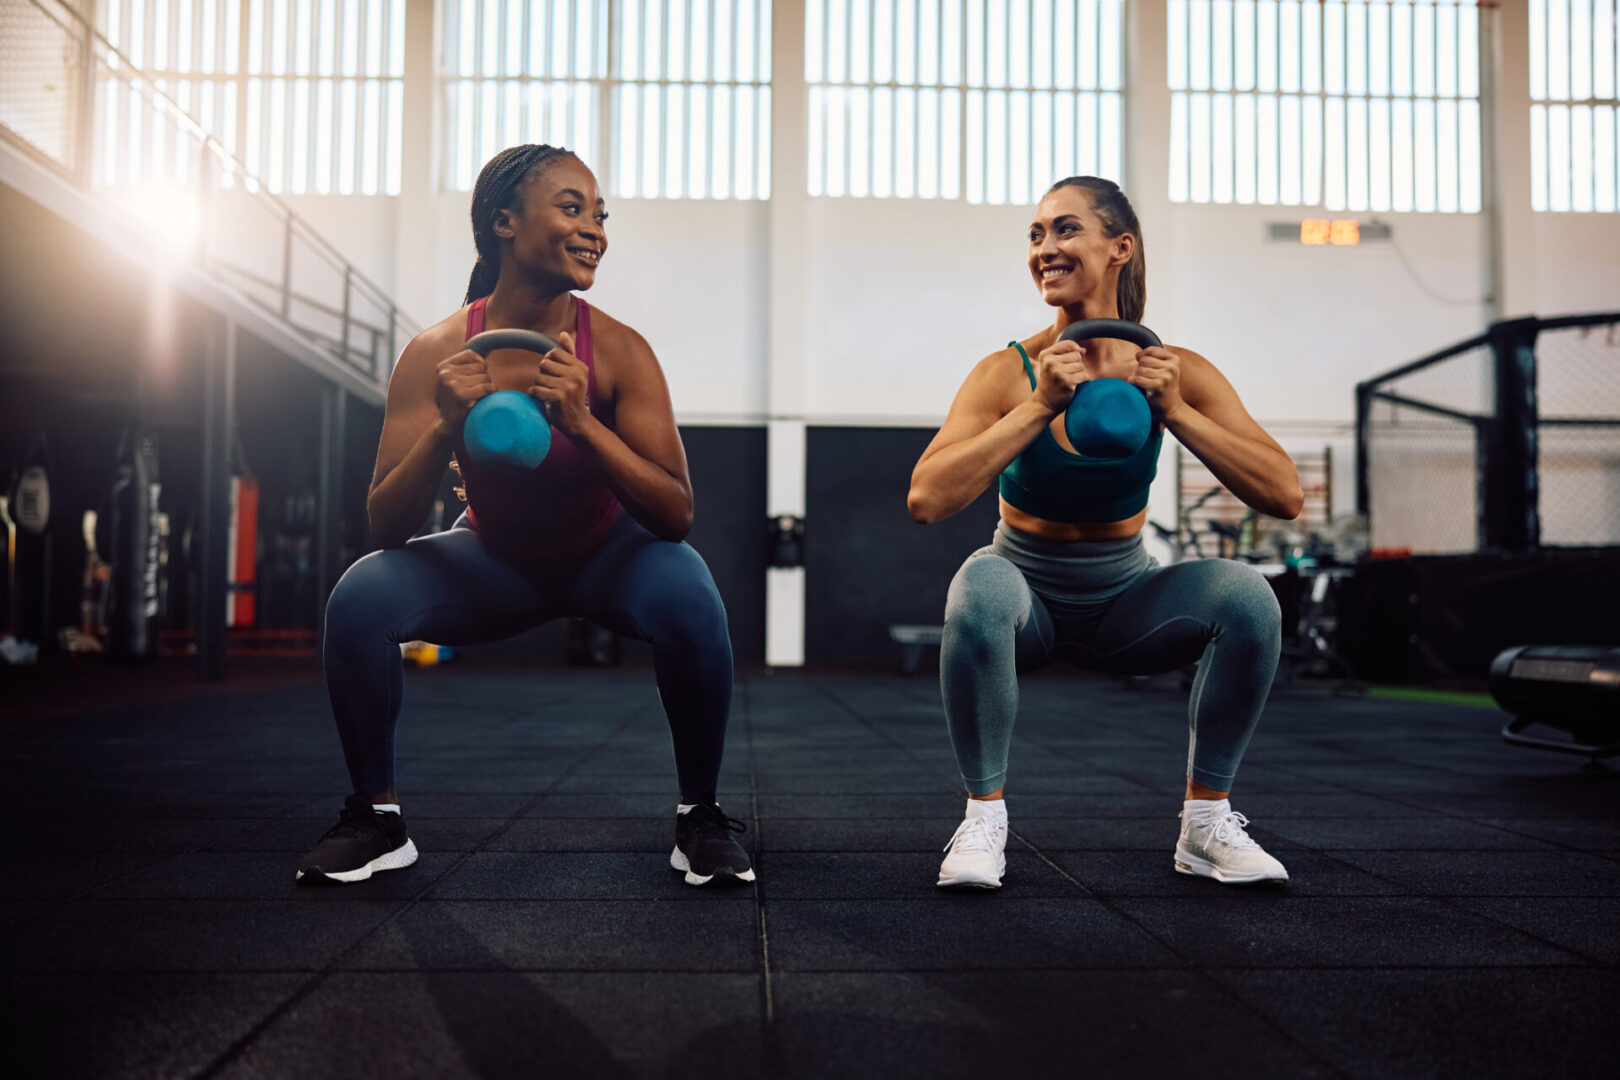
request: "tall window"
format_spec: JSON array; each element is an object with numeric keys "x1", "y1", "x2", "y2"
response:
[
  {"x1": 99, "y1": 0, "x2": 406, "y2": 194},
  {"x1": 441, "y1": 0, "x2": 602, "y2": 192},
  {"x1": 1532, "y1": 0, "x2": 1619, "y2": 212},
  {"x1": 441, "y1": 0, "x2": 773, "y2": 199},
  {"x1": 1169, "y1": 0, "x2": 1482, "y2": 212},
  {"x1": 807, "y1": 0, "x2": 1125, "y2": 202},
  {"x1": 100, "y1": 0, "x2": 242, "y2": 187}
]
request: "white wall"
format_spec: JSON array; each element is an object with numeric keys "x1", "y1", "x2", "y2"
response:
[
  {"x1": 280, "y1": 0, "x2": 1619, "y2": 567},
  {"x1": 1533, "y1": 215, "x2": 1620, "y2": 315},
  {"x1": 354, "y1": 1, "x2": 1618, "y2": 429},
  {"x1": 395, "y1": 191, "x2": 1578, "y2": 425}
]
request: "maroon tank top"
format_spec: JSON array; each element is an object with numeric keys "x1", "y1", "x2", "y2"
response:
[{"x1": 454, "y1": 295, "x2": 622, "y2": 564}]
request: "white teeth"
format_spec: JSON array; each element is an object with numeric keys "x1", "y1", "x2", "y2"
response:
[{"x1": 1042, "y1": 267, "x2": 1070, "y2": 279}]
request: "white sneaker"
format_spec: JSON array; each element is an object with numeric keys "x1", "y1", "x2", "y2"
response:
[
  {"x1": 937, "y1": 801, "x2": 1008, "y2": 889},
  {"x1": 1175, "y1": 799, "x2": 1289, "y2": 885}
]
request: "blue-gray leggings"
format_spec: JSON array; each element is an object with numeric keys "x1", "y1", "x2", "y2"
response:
[
  {"x1": 942, "y1": 525, "x2": 1282, "y2": 794},
  {"x1": 323, "y1": 511, "x2": 732, "y2": 802}
]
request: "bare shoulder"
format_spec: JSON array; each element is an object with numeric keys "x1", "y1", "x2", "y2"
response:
[
  {"x1": 393, "y1": 306, "x2": 471, "y2": 383},
  {"x1": 957, "y1": 340, "x2": 1037, "y2": 416},
  {"x1": 979, "y1": 336, "x2": 1042, "y2": 380},
  {"x1": 1166, "y1": 344, "x2": 1212, "y2": 370},
  {"x1": 582, "y1": 301, "x2": 656, "y2": 367},
  {"x1": 1165, "y1": 344, "x2": 1225, "y2": 391}
]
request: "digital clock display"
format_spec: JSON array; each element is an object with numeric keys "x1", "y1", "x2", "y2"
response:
[
  {"x1": 1301, "y1": 219, "x2": 1361, "y2": 245},
  {"x1": 1269, "y1": 219, "x2": 1390, "y2": 245}
]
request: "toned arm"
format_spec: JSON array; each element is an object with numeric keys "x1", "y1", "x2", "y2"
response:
[
  {"x1": 568, "y1": 326, "x2": 695, "y2": 541},
  {"x1": 1160, "y1": 349, "x2": 1304, "y2": 520},
  {"x1": 366, "y1": 327, "x2": 491, "y2": 547},
  {"x1": 908, "y1": 351, "x2": 1052, "y2": 524}
]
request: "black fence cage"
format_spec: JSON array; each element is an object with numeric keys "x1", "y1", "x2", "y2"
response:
[{"x1": 1356, "y1": 312, "x2": 1620, "y2": 556}]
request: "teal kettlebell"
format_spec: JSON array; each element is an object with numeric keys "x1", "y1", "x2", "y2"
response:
[
  {"x1": 1056, "y1": 318, "x2": 1161, "y2": 459},
  {"x1": 461, "y1": 329, "x2": 559, "y2": 469}
]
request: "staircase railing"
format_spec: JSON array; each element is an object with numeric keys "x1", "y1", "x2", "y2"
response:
[{"x1": 0, "y1": 0, "x2": 418, "y2": 390}]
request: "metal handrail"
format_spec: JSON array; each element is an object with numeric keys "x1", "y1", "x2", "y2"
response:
[
  {"x1": 215, "y1": 264, "x2": 391, "y2": 341},
  {"x1": 217, "y1": 264, "x2": 387, "y2": 370},
  {"x1": 3, "y1": 0, "x2": 420, "y2": 383}
]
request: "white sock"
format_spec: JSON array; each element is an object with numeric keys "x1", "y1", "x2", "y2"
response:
[
  {"x1": 1183, "y1": 798, "x2": 1228, "y2": 819},
  {"x1": 371, "y1": 803, "x2": 401, "y2": 815},
  {"x1": 965, "y1": 798, "x2": 1008, "y2": 822}
]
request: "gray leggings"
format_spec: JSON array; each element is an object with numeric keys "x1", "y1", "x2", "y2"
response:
[{"x1": 941, "y1": 524, "x2": 1282, "y2": 794}]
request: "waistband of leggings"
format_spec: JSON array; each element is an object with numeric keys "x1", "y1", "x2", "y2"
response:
[{"x1": 991, "y1": 520, "x2": 1147, "y2": 560}]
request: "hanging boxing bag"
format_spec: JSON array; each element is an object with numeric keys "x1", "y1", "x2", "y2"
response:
[
  {"x1": 227, "y1": 475, "x2": 259, "y2": 628},
  {"x1": 107, "y1": 429, "x2": 162, "y2": 660},
  {"x1": 9, "y1": 426, "x2": 54, "y2": 651}
]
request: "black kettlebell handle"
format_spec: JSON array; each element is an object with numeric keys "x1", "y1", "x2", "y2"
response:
[
  {"x1": 1057, "y1": 318, "x2": 1162, "y2": 351},
  {"x1": 465, "y1": 329, "x2": 561, "y2": 357}
]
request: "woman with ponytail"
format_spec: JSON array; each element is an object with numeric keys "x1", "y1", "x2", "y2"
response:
[
  {"x1": 299, "y1": 146, "x2": 753, "y2": 889},
  {"x1": 908, "y1": 177, "x2": 1304, "y2": 891}
]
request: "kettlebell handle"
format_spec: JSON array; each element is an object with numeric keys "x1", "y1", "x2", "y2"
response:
[
  {"x1": 1057, "y1": 318, "x2": 1162, "y2": 351},
  {"x1": 465, "y1": 329, "x2": 561, "y2": 357}
]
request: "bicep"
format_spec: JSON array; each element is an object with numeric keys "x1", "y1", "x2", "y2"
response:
[
  {"x1": 610, "y1": 346, "x2": 691, "y2": 483},
  {"x1": 370, "y1": 342, "x2": 442, "y2": 491},
  {"x1": 1180, "y1": 351, "x2": 1289, "y2": 457},
  {"x1": 916, "y1": 355, "x2": 1014, "y2": 467}
]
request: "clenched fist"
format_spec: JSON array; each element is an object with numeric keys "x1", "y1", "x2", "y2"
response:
[
  {"x1": 436, "y1": 349, "x2": 496, "y2": 429},
  {"x1": 1129, "y1": 347, "x2": 1185, "y2": 421},
  {"x1": 529, "y1": 331, "x2": 593, "y2": 436}
]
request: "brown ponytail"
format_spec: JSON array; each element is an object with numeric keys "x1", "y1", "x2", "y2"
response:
[{"x1": 1046, "y1": 176, "x2": 1145, "y2": 323}]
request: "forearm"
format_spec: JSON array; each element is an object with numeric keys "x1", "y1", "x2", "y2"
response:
[
  {"x1": 1163, "y1": 406, "x2": 1304, "y2": 519},
  {"x1": 909, "y1": 398, "x2": 1056, "y2": 523},
  {"x1": 368, "y1": 419, "x2": 458, "y2": 547},
  {"x1": 571, "y1": 416, "x2": 694, "y2": 541}
]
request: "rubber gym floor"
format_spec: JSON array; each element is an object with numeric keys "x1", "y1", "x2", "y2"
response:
[{"x1": 2, "y1": 659, "x2": 1615, "y2": 1079}]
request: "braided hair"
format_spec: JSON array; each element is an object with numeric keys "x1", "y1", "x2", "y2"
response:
[
  {"x1": 465, "y1": 144, "x2": 578, "y2": 304},
  {"x1": 1046, "y1": 176, "x2": 1146, "y2": 323}
]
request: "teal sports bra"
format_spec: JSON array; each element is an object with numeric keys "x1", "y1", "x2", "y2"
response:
[{"x1": 998, "y1": 340, "x2": 1163, "y2": 524}]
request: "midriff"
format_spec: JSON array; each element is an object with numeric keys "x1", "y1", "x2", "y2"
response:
[{"x1": 999, "y1": 500, "x2": 1147, "y2": 542}]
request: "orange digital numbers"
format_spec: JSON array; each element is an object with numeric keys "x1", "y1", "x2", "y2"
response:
[{"x1": 1300, "y1": 219, "x2": 1361, "y2": 246}]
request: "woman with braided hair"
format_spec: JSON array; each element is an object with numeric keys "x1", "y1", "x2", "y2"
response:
[{"x1": 298, "y1": 145, "x2": 753, "y2": 888}]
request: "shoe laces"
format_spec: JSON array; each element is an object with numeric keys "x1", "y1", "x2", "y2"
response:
[
  {"x1": 943, "y1": 815, "x2": 1004, "y2": 856},
  {"x1": 688, "y1": 802, "x2": 748, "y2": 840},
  {"x1": 1195, "y1": 808, "x2": 1259, "y2": 849},
  {"x1": 323, "y1": 804, "x2": 382, "y2": 842}
]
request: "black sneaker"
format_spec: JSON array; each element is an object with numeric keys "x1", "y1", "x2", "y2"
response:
[
  {"x1": 671, "y1": 802, "x2": 755, "y2": 886},
  {"x1": 295, "y1": 794, "x2": 419, "y2": 885}
]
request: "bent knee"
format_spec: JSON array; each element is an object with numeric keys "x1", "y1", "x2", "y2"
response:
[
  {"x1": 945, "y1": 555, "x2": 1029, "y2": 632},
  {"x1": 1205, "y1": 562, "x2": 1282, "y2": 636},
  {"x1": 640, "y1": 551, "x2": 729, "y2": 643},
  {"x1": 324, "y1": 551, "x2": 411, "y2": 640}
]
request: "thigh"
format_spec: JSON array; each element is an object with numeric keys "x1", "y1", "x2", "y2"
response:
[
  {"x1": 946, "y1": 549, "x2": 1058, "y2": 673},
  {"x1": 330, "y1": 522, "x2": 562, "y2": 646}
]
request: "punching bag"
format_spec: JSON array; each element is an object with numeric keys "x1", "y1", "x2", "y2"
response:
[
  {"x1": 8, "y1": 426, "x2": 54, "y2": 652},
  {"x1": 107, "y1": 429, "x2": 163, "y2": 660}
]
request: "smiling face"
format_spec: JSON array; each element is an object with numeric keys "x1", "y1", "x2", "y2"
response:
[
  {"x1": 1027, "y1": 185, "x2": 1134, "y2": 315},
  {"x1": 494, "y1": 156, "x2": 609, "y2": 290}
]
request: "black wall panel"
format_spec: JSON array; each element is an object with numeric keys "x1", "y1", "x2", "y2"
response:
[
  {"x1": 805, "y1": 426, "x2": 1001, "y2": 666},
  {"x1": 681, "y1": 425, "x2": 768, "y2": 665}
]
